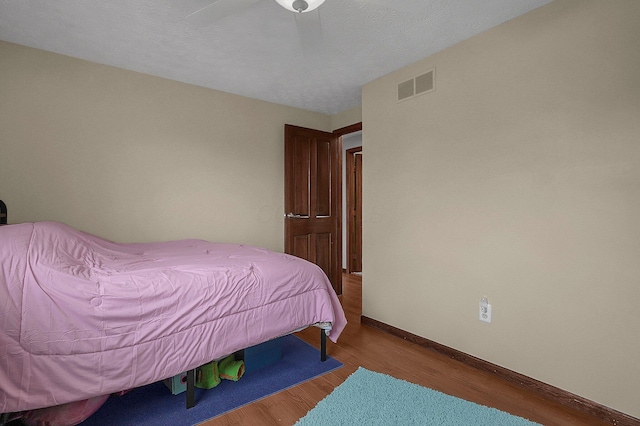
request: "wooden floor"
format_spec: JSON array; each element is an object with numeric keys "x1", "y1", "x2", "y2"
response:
[{"x1": 202, "y1": 273, "x2": 608, "y2": 426}]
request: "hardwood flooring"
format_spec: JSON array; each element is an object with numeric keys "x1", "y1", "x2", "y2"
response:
[{"x1": 201, "y1": 273, "x2": 609, "y2": 426}]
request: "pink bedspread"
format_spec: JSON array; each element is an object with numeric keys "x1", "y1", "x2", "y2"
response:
[{"x1": 0, "y1": 222, "x2": 346, "y2": 413}]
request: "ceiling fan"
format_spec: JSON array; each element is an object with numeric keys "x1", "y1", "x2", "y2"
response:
[
  {"x1": 185, "y1": 0, "x2": 419, "y2": 50},
  {"x1": 186, "y1": 0, "x2": 326, "y2": 50}
]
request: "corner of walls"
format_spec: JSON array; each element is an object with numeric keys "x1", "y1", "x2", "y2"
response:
[{"x1": 331, "y1": 105, "x2": 362, "y2": 132}]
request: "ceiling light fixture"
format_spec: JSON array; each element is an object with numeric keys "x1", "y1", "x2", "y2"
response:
[{"x1": 275, "y1": 0, "x2": 326, "y2": 13}]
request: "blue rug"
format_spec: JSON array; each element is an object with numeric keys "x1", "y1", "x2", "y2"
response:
[
  {"x1": 295, "y1": 367, "x2": 540, "y2": 425},
  {"x1": 83, "y1": 334, "x2": 342, "y2": 426}
]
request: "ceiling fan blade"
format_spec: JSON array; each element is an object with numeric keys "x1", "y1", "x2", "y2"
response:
[
  {"x1": 352, "y1": 0, "x2": 423, "y2": 15},
  {"x1": 295, "y1": 9, "x2": 324, "y2": 51},
  {"x1": 186, "y1": 0, "x2": 261, "y2": 27}
]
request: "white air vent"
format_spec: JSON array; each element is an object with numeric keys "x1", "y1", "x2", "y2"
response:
[{"x1": 397, "y1": 69, "x2": 435, "y2": 103}]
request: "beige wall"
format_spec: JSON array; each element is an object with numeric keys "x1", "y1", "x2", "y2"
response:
[
  {"x1": 362, "y1": 0, "x2": 640, "y2": 418},
  {"x1": 0, "y1": 40, "x2": 330, "y2": 250},
  {"x1": 3, "y1": 0, "x2": 639, "y2": 417}
]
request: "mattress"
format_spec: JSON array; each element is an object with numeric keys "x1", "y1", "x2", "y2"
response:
[{"x1": 0, "y1": 221, "x2": 346, "y2": 413}]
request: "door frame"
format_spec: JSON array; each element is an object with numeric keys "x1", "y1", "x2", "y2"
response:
[{"x1": 333, "y1": 123, "x2": 363, "y2": 276}]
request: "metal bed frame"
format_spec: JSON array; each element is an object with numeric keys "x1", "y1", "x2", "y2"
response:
[
  {"x1": 184, "y1": 328, "x2": 327, "y2": 409},
  {"x1": 0, "y1": 200, "x2": 7, "y2": 225}
]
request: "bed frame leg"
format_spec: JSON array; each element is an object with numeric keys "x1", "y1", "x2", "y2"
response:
[
  {"x1": 320, "y1": 329, "x2": 327, "y2": 362},
  {"x1": 1, "y1": 412, "x2": 11, "y2": 426},
  {"x1": 186, "y1": 368, "x2": 196, "y2": 409}
]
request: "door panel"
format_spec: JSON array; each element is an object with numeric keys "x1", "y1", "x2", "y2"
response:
[
  {"x1": 293, "y1": 234, "x2": 310, "y2": 260},
  {"x1": 315, "y1": 232, "x2": 331, "y2": 275},
  {"x1": 316, "y1": 139, "x2": 331, "y2": 216},
  {"x1": 292, "y1": 137, "x2": 311, "y2": 216},
  {"x1": 285, "y1": 125, "x2": 342, "y2": 294}
]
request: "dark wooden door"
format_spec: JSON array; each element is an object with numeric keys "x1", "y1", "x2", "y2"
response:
[
  {"x1": 346, "y1": 147, "x2": 362, "y2": 273},
  {"x1": 284, "y1": 124, "x2": 342, "y2": 295}
]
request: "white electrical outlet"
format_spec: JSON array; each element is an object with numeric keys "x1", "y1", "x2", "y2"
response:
[{"x1": 479, "y1": 298, "x2": 492, "y2": 323}]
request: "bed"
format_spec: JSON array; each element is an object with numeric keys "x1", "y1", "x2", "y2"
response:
[{"x1": 0, "y1": 221, "x2": 347, "y2": 424}]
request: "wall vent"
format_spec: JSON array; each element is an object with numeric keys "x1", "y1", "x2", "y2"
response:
[
  {"x1": 397, "y1": 79, "x2": 415, "y2": 101},
  {"x1": 397, "y1": 69, "x2": 435, "y2": 103}
]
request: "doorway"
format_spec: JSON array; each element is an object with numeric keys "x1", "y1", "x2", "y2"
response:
[{"x1": 336, "y1": 124, "x2": 362, "y2": 276}]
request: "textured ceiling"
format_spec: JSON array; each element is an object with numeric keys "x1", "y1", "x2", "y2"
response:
[{"x1": 0, "y1": 0, "x2": 553, "y2": 115}]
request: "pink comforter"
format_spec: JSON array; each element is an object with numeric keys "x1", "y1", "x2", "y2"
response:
[{"x1": 0, "y1": 222, "x2": 346, "y2": 413}]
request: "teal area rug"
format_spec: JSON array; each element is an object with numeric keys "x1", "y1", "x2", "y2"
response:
[
  {"x1": 295, "y1": 367, "x2": 540, "y2": 426},
  {"x1": 82, "y1": 334, "x2": 342, "y2": 425}
]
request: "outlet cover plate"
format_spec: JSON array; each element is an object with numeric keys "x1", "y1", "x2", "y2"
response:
[{"x1": 479, "y1": 303, "x2": 492, "y2": 323}]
